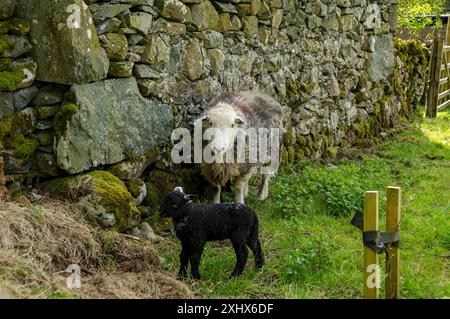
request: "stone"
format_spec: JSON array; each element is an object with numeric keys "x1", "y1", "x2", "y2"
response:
[
  {"x1": 207, "y1": 48, "x2": 225, "y2": 75},
  {"x1": 217, "y1": 13, "x2": 232, "y2": 32},
  {"x1": 2, "y1": 18, "x2": 29, "y2": 36},
  {"x1": 14, "y1": 86, "x2": 39, "y2": 112},
  {"x1": 36, "y1": 129, "x2": 55, "y2": 146},
  {"x1": 212, "y1": 1, "x2": 238, "y2": 14},
  {"x1": 322, "y1": 12, "x2": 339, "y2": 31},
  {"x1": 339, "y1": 14, "x2": 357, "y2": 32},
  {"x1": 257, "y1": 0, "x2": 271, "y2": 19},
  {"x1": 242, "y1": 16, "x2": 258, "y2": 37},
  {"x1": 9, "y1": 58, "x2": 37, "y2": 90},
  {"x1": 1, "y1": 35, "x2": 32, "y2": 58},
  {"x1": 2, "y1": 149, "x2": 34, "y2": 174},
  {"x1": 141, "y1": 34, "x2": 170, "y2": 71},
  {"x1": 55, "y1": 77, "x2": 173, "y2": 174},
  {"x1": 42, "y1": 171, "x2": 140, "y2": 231},
  {"x1": 369, "y1": 34, "x2": 395, "y2": 83},
  {"x1": 96, "y1": 17, "x2": 122, "y2": 35},
  {"x1": 272, "y1": 9, "x2": 283, "y2": 29},
  {"x1": 152, "y1": 18, "x2": 186, "y2": 35},
  {"x1": 191, "y1": 1, "x2": 219, "y2": 31},
  {"x1": 251, "y1": 0, "x2": 262, "y2": 15},
  {"x1": 133, "y1": 64, "x2": 161, "y2": 79},
  {"x1": 32, "y1": 86, "x2": 64, "y2": 106},
  {"x1": 0, "y1": 93, "x2": 14, "y2": 119},
  {"x1": 125, "y1": 12, "x2": 153, "y2": 35},
  {"x1": 36, "y1": 120, "x2": 53, "y2": 130},
  {"x1": 8, "y1": 107, "x2": 37, "y2": 135},
  {"x1": 109, "y1": 152, "x2": 159, "y2": 180},
  {"x1": 36, "y1": 105, "x2": 59, "y2": 120},
  {"x1": 194, "y1": 30, "x2": 223, "y2": 49},
  {"x1": 88, "y1": 3, "x2": 133, "y2": 21},
  {"x1": 100, "y1": 33, "x2": 128, "y2": 61},
  {"x1": 154, "y1": 0, "x2": 192, "y2": 23},
  {"x1": 138, "y1": 222, "x2": 162, "y2": 241},
  {"x1": 230, "y1": 15, "x2": 242, "y2": 31},
  {"x1": 107, "y1": 61, "x2": 134, "y2": 77},
  {"x1": 16, "y1": 0, "x2": 109, "y2": 85},
  {"x1": 181, "y1": 39, "x2": 204, "y2": 81},
  {"x1": 34, "y1": 151, "x2": 60, "y2": 177},
  {"x1": 0, "y1": 0, "x2": 15, "y2": 20}
]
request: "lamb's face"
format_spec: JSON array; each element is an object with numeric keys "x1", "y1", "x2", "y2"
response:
[
  {"x1": 200, "y1": 103, "x2": 245, "y2": 157},
  {"x1": 160, "y1": 187, "x2": 190, "y2": 218}
]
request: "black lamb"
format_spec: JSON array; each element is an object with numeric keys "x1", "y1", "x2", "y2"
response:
[{"x1": 160, "y1": 187, "x2": 264, "y2": 279}]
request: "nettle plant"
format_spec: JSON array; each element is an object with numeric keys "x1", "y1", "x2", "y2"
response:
[{"x1": 398, "y1": 0, "x2": 446, "y2": 34}]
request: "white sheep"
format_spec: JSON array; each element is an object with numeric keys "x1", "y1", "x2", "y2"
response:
[{"x1": 196, "y1": 91, "x2": 283, "y2": 204}]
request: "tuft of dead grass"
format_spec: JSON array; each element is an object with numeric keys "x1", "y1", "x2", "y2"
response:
[{"x1": 0, "y1": 199, "x2": 192, "y2": 299}]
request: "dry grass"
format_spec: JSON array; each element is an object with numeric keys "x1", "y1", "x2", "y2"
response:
[{"x1": 0, "y1": 198, "x2": 192, "y2": 299}]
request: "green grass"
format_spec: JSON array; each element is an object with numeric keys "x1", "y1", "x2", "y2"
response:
[{"x1": 160, "y1": 109, "x2": 450, "y2": 298}]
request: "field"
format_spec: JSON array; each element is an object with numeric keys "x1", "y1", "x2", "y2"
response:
[{"x1": 160, "y1": 109, "x2": 450, "y2": 298}]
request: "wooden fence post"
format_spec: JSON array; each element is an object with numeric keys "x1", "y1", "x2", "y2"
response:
[
  {"x1": 363, "y1": 191, "x2": 379, "y2": 299},
  {"x1": 386, "y1": 187, "x2": 401, "y2": 299},
  {"x1": 427, "y1": 32, "x2": 443, "y2": 118}
]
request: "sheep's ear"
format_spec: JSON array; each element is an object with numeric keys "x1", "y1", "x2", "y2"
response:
[{"x1": 235, "y1": 116, "x2": 245, "y2": 125}]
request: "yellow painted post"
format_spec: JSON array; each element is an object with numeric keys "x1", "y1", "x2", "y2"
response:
[
  {"x1": 386, "y1": 187, "x2": 401, "y2": 299},
  {"x1": 363, "y1": 191, "x2": 379, "y2": 299}
]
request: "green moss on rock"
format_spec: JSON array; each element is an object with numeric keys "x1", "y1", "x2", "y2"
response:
[
  {"x1": 87, "y1": 170, "x2": 140, "y2": 230},
  {"x1": 53, "y1": 102, "x2": 79, "y2": 136},
  {"x1": 0, "y1": 68, "x2": 23, "y2": 92},
  {"x1": 4, "y1": 134, "x2": 38, "y2": 158}
]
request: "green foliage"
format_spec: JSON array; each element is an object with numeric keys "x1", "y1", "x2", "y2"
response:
[
  {"x1": 53, "y1": 102, "x2": 78, "y2": 136},
  {"x1": 398, "y1": 0, "x2": 446, "y2": 34},
  {"x1": 268, "y1": 157, "x2": 392, "y2": 217},
  {"x1": 0, "y1": 68, "x2": 23, "y2": 92},
  {"x1": 4, "y1": 134, "x2": 39, "y2": 158}
]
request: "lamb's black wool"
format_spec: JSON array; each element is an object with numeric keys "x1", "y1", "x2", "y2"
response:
[{"x1": 160, "y1": 187, "x2": 264, "y2": 279}]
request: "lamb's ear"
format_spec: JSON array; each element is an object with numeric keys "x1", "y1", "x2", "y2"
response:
[
  {"x1": 174, "y1": 186, "x2": 184, "y2": 193},
  {"x1": 184, "y1": 194, "x2": 196, "y2": 201}
]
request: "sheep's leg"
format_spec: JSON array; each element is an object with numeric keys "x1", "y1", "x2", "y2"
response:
[
  {"x1": 189, "y1": 245, "x2": 204, "y2": 280},
  {"x1": 213, "y1": 185, "x2": 221, "y2": 204},
  {"x1": 257, "y1": 174, "x2": 271, "y2": 201},
  {"x1": 235, "y1": 173, "x2": 252, "y2": 204},
  {"x1": 178, "y1": 243, "x2": 190, "y2": 278},
  {"x1": 230, "y1": 240, "x2": 248, "y2": 277}
]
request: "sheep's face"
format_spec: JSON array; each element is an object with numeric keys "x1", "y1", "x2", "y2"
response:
[
  {"x1": 199, "y1": 103, "x2": 245, "y2": 157},
  {"x1": 160, "y1": 187, "x2": 192, "y2": 218}
]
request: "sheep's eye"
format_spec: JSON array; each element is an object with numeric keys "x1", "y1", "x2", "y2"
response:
[{"x1": 235, "y1": 118, "x2": 244, "y2": 125}]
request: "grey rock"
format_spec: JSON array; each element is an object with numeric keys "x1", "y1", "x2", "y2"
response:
[
  {"x1": 0, "y1": 0, "x2": 15, "y2": 20},
  {"x1": 369, "y1": 34, "x2": 395, "y2": 83},
  {"x1": 14, "y1": 86, "x2": 39, "y2": 111},
  {"x1": 0, "y1": 93, "x2": 14, "y2": 119},
  {"x1": 55, "y1": 78, "x2": 173, "y2": 174},
  {"x1": 133, "y1": 64, "x2": 161, "y2": 79},
  {"x1": 32, "y1": 86, "x2": 64, "y2": 106},
  {"x1": 16, "y1": 0, "x2": 109, "y2": 85}
]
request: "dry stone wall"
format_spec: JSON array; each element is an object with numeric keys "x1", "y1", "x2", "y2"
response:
[{"x1": 0, "y1": 1, "x2": 428, "y2": 206}]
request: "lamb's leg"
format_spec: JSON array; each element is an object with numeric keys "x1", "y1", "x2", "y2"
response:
[
  {"x1": 247, "y1": 239, "x2": 265, "y2": 269},
  {"x1": 257, "y1": 174, "x2": 271, "y2": 200},
  {"x1": 213, "y1": 185, "x2": 221, "y2": 204},
  {"x1": 189, "y1": 244, "x2": 204, "y2": 279},
  {"x1": 230, "y1": 240, "x2": 249, "y2": 277},
  {"x1": 178, "y1": 242, "x2": 190, "y2": 278},
  {"x1": 235, "y1": 172, "x2": 252, "y2": 204}
]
